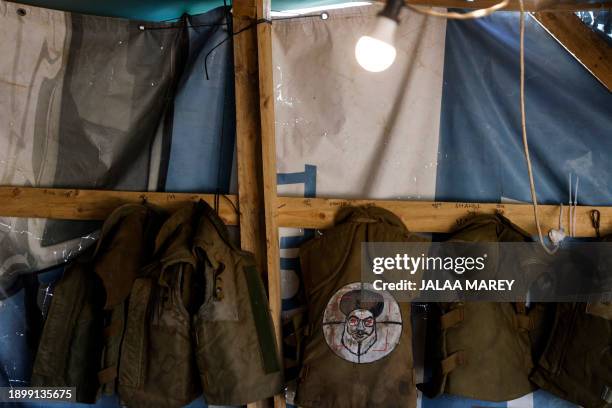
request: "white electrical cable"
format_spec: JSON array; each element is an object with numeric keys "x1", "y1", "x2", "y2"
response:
[
  {"x1": 405, "y1": 0, "x2": 509, "y2": 19},
  {"x1": 548, "y1": 203, "x2": 566, "y2": 245},
  {"x1": 569, "y1": 174, "x2": 573, "y2": 237},
  {"x1": 518, "y1": 0, "x2": 558, "y2": 255},
  {"x1": 573, "y1": 176, "x2": 579, "y2": 237}
]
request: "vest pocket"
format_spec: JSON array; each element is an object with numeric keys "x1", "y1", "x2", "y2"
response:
[{"x1": 119, "y1": 278, "x2": 151, "y2": 388}]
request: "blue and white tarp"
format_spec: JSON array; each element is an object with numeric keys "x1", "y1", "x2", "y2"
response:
[
  {"x1": 271, "y1": 4, "x2": 612, "y2": 408},
  {"x1": 1, "y1": 1, "x2": 611, "y2": 407}
]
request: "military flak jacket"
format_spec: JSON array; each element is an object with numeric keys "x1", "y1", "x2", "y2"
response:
[
  {"x1": 296, "y1": 206, "x2": 428, "y2": 408},
  {"x1": 31, "y1": 202, "x2": 282, "y2": 407},
  {"x1": 418, "y1": 214, "x2": 546, "y2": 402}
]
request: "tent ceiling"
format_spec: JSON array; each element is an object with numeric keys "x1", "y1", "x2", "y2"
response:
[{"x1": 8, "y1": 0, "x2": 612, "y2": 20}]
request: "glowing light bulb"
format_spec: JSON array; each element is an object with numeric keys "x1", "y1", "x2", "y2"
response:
[{"x1": 355, "y1": 15, "x2": 398, "y2": 72}]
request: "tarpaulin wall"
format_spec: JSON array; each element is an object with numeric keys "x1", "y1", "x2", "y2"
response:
[
  {"x1": 271, "y1": 5, "x2": 612, "y2": 408},
  {"x1": 1, "y1": 1, "x2": 611, "y2": 407},
  {"x1": 0, "y1": 3, "x2": 236, "y2": 407}
]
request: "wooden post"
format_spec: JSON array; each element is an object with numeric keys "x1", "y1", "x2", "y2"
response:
[
  {"x1": 234, "y1": 0, "x2": 267, "y2": 273},
  {"x1": 233, "y1": 0, "x2": 285, "y2": 405},
  {"x1": 256, "y1": 0, "x2": 286, "y2": 407}
]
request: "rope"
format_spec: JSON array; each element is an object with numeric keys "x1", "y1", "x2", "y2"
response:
[
  {"x1": 406, "y1": 0, "x2": 509, "y2": 19},
  {"x1": 518, "y1": 0, "x2": 558, "y2": 255}
]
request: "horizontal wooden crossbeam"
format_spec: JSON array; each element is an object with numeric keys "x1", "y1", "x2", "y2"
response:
[
  {"x1": 405, "y1": 0, "x2": 612, "y2": 11},
  {"x1": 0, "y1": 187, "x2": 239, "y2": 225},
  {"x1": 276, "y1": 196, "x2": 611, "y2": 237},
  {"x1": 2, "y1": 187, "x2": 611, "y2": 237}
]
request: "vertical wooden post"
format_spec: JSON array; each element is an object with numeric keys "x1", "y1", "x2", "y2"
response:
[
  {"x1": 256, "y1": 1, "x2": 285, "y2": 407},
  {"x1": 233, "y1": 0, "x2": 285, "y2": 406},
  {"x1": 233, "y1": 0, "x2": 267, "y2": 273}
]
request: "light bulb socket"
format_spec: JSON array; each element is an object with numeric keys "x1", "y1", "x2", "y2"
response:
[{"x1": 378, "y1": 0, "x2": 403, "y2": 23}]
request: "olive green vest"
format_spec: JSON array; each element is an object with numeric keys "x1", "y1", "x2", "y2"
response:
[
  {"x1": 296, "y1": 206, "x2": 427, "y2": 408},
  {"x1": 31, "y1": 204, "x2": 159, "y2": 403},
  {"x1": 118, "y1": 204, "x2": 202, "y2": 407},
  {"x1": 32, "y1": 202, "x2": 282, "y2": 406},
  {"x1": 530, "y1": 235, "x2": 612, "y2": 407},
  {"x1": 418, "y1": 214, "x2": 542, "y2": 402},
  {"x1": 193, "y1": 201, "x2": 283, "y2": 405}
]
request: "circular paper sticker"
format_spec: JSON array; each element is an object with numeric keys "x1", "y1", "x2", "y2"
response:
[{"x1": 322, "y1": 282, "x2": 402, "y2": 363}]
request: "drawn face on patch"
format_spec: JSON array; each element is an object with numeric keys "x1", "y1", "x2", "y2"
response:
[
  {"x1": 346, "y1": 309, "x2": 375, "y2": 340},
  {"x1": 323, "y1": 282, "x2": 402, "y2": 364}
]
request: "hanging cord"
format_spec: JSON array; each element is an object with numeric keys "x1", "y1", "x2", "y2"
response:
[
  {"x1": 405, "y1": 0, "x2": 509, "y2": 19},
  {"x1": 572, "y1": 176, "x2": 579, "y2": 237},
  {"x1": 517, "y1": 0, "x2": 558, "y2": 255},
  {"x1": 213, "y1": 0, "x2": 234, "y2": 214},
  {"x1": 203, "y1": 12, "x2": 326, "y2": 79},
  {"x1": 548, "y1": 203, "x2": 566, "y2": 245}
]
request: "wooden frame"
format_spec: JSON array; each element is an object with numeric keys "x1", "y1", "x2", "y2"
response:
[
  {"x1": 533, "y1": 11, "x2": 612, "y2": 92},
  {"x1": 2, "y1": 187, "x2": 611, "y2": 237},
  {"x1": 1, "y1": 2, "x2": 611, "y2": 408},
  {"x1": 405, "y1": 0, "x2": 612, "y2": 11}
]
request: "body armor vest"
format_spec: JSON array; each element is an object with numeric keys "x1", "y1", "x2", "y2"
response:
[
  {"x1": 530, "y1": 234, "x2": 612, "y2": 408},
  {"x1": 32, "y1": 202, "x2": 282, "y2": 406},
  {"x1": 31, "y1": 204, "x2": 159, "y2": 403},
  {"x1": 295, "y1": 206, "x2": 427, "y2": 408},
  {"x1": 418, "y1": 214, "x2": 542, "y2": 402}
]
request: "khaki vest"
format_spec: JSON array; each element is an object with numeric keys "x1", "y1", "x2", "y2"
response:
[
  {"x1": 32, "y1": 202, "x2": 282, "y2": 406},
  {"x1": 192, "y1": 201, "x2": 283, "y2": 405},
  {"x1": 530, "y1": 236, "x2": 612, "y2": 408},
  {"x1": 118, "y1": 204, "x2": 202, "y2": 407},
  {"x1": 418, "y1": 214, "x2": 540, "y2": 402},
  {"x1": 31, "y1": 204, "x2": 159, "y2": 403},
  {"x1": 295, "y1": 206, "x2": 427, "y2": 408}
]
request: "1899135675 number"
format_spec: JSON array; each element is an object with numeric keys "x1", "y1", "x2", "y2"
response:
[{"x1": 0, "y1": 387, "x2": 75, "y2": 402}]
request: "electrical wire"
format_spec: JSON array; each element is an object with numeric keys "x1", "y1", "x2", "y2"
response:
[
  {"x1": 517, "y1": 0, "x2": 558, "y2": 255},
  {"x1": 573, "y1": 176, "x2": 579, "y2": 237},
  {"x1": 405, "y1": 0, "x2": 509, "y2": 19}
]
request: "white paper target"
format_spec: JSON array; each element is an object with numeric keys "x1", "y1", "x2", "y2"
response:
[{"x1": 322, "y1": 282, "x2": 402, "y2": 364}]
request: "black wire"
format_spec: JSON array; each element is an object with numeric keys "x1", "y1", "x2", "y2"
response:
[
  {"x1": 213, "y1": 0, "x2": 233, "y2": 214},
  {"x1": 203, "y1": 11, "x2": 326, "y2": 80},
  {"x1": 204, "y1": 17, "x2": 270, "y2": 80},
  {"x1": 142, "y1": 22, "x2": 228, "y2": 30},
  {"x1": 142, "y1": 10, "x2": 327, "y2": 80}
]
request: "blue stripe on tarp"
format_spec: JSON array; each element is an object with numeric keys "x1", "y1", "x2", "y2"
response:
[
  {"x1": 435, "y1": 12, "x2": 612, "y2": 206},
  {"x1": 533, "y1": 390, "x2": 578, "y2": 408},
  {"x1": 165, "y1": 6, "x2": 236, "y2": 194},
  {"x1": 277, "y1": 165, "x2": 317, "y2": 198},
  {"x1": 422, "y1": 394, "x2": 508, "y2": 408},
  {"x1": 278, "y1": 165, "x2": 317, "y2": 312}
]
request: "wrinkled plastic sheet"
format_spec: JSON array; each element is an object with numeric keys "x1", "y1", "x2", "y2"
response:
[{"x1": 0, "y1": 0, "x2": 184, "y2": 287}]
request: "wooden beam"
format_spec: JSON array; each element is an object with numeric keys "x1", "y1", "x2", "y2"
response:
[
  {"x1": 256, "y1": 0, "x2": 286, "y2": 407},
  {"x1": 3, "y1": 187, "x2": 612, "y2": 237},
  {"x1": 276, "y1": 196, "x2": 611, "y2": 237},
  {"x1": 234, "y1": 1, "x2": 268, "y2": 273},
  {"x1": 404, "y1": 0, "x2": 611, "y2": 12},
  {"x1": 533, "y1": 11, "x2": 612, "y2": 92},
  {"x1": 0, "y1": 186, "x2": 238, "y2": 224},
  {"x1": 233, "y1": 1, "x2": 280, "y2": 407}
]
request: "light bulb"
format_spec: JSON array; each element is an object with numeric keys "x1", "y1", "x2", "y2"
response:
[{"x1": 355, "y1": 15, "x2": 398, "y2": 72}]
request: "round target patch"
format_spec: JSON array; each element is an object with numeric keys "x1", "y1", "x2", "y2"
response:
[{"x1": 322, "y1": 282, "x2": 402, "y2": 363}]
